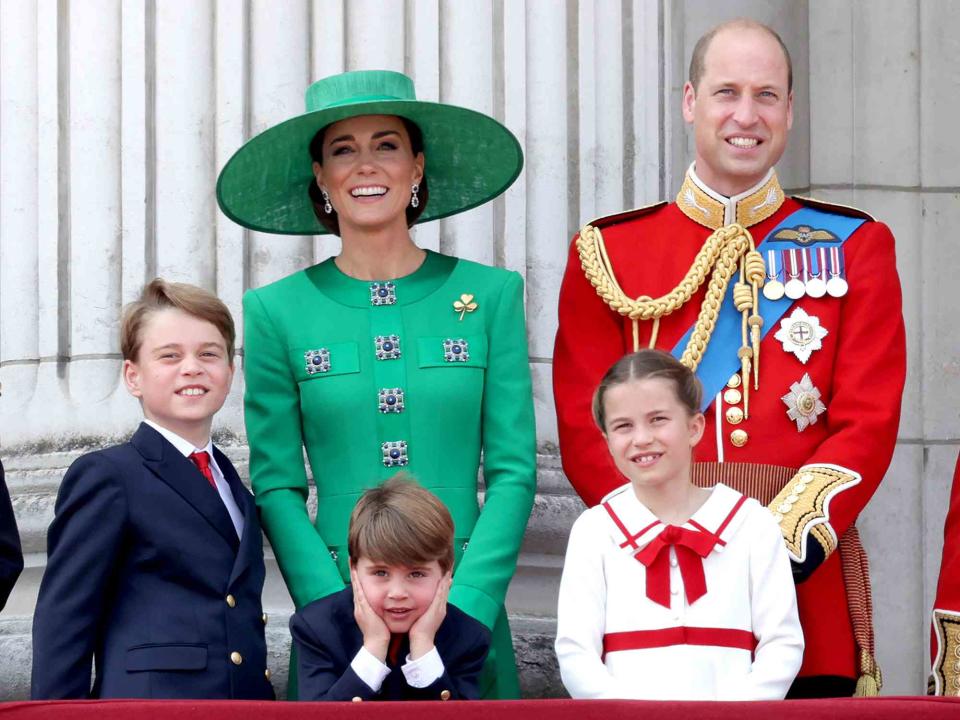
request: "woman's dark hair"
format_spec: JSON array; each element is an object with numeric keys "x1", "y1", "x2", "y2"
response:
[
  {"x1": 307, "y1": 116, "x2": 429, "y2": 236},
  {"x1": 592, "y1": 349, "x2": 703, "y2": 431}
]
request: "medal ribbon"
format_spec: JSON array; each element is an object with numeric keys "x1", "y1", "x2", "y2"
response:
[
  {"x1": 671, "y1": 207, "x2": 866, "y2": 409},
  {"x1": 829, "y1": 246, "x2": 844, "y2": 278},
  {"x1": 634, "y1": 525, "x2": 718, "y2": 609}
]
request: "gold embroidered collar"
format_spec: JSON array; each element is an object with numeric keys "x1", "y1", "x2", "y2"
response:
[{"x1": 676, "y1": 165, "x2": 784, "y2": 230}]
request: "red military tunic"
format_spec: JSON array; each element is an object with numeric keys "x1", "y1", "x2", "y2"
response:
[
  {"x1": 553, "y1": 166, "x2": 906, "y2": 683},
  {"x1": 931, "y1": 453, "x2": 960, "y2": 696}
]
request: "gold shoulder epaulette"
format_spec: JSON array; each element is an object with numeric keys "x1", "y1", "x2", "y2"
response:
[
  {"x1": 583, "y1": 200, "x2": 668, "y2": 232},
  {"x1": 791, "y1": 195, "x2": 876, "y2": 222}
]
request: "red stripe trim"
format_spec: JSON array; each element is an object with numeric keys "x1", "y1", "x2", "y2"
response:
[
  {"x1": 619, "y1": 520, "x2": 659, "y2": 549},
  {"x1": 687, "y1": 494, "x2": 748, "y2": 547},
  {"x1": 602, "y1": 502, "x2": 659, "y2": 550},
  {"x1": 602, "y1": 502, "x2": 635, "y2": 548},
  {"x1": 686, "y1": 519, "x2": 724, "y2": 547},
  {"x1": 602, "y1": 627, "x2": 757, "y2": 660},
  {"x1": 715, "y1": 494, "x2": 748, "y2": 538}
]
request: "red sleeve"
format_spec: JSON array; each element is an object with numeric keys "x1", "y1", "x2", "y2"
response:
[
  {"x1": 930, "y1": 453, "x2": 960, "y2": 691},
  {"x1": 552, "y1": 235, "x2": 628, "y2": 507},
  {"x1": 933, "y1": 455, "x2": 960, "y2": 642},
  {"x1": 804, "y1": 221, "x2": 906, "y2": 538}
]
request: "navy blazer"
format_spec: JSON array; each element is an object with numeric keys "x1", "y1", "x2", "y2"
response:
[
  {"x1": 0, "y1": 459, "x2": 24, "y2": 610},
  {"x1": 291, "y1": 587, "x2": 491, "y2": 701},
  {"x1": 31, "y1": 423, "x2": 274, "y2": 700}
]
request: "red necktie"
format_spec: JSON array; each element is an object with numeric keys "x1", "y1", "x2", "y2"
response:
[
  {"x1": 634, "y1": 525, "x2": 718, "y2": 609},
  {"x1": 387, "y1": 635, "x2": 403, "y2": 666},
  {"x1": 189, "y1": 451, "x2": 217, "y2": 489}
]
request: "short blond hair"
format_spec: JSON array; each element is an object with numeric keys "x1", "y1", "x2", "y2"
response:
[
  {"x1": 348, "y1": 474, "x2": 455, "y2": 573},
  {"x1": 120, "y1": 278, "x2": 235, "y2": 362}
]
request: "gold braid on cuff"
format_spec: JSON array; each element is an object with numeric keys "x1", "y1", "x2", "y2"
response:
[
  {"x1": 931, "y1": 609, "x2": 960, "y2": 696},
  {"x1": 767, "y1": 464, "x2": 861, "y2": 562}
]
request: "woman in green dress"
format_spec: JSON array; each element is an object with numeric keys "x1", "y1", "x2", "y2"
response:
[{"x1": 216, "y1": 70, "x2": 536, "y2": 699}]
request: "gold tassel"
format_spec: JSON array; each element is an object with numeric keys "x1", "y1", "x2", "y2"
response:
[
  {"x1": 854, "y1": 651, "x2": 882, "y2": 697},
  {"x1": 854, "y1": 673, "x2": 880, "y2": 697}
]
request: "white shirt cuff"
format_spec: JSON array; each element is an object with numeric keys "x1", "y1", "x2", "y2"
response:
[
  {"x1": 401, "y1": 646, "x2": 445, "y2": 688},
  {"x1": 350, "y1": 646, "x2": 391, "y2": 692}
]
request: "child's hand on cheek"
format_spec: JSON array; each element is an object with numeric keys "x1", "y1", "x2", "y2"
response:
[
  {"x1": 408, "y1": 571, "x2": 452, "y2": 660},
  {"x1": 351, "y1": 567, "x2": 390, "y2": 662}
]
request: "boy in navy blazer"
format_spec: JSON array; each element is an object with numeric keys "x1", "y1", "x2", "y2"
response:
[
  {"x1": 291, "y1": 476, "x2": 490, "y2": 701},
  {"x1": 31, "y1": 279, "x2": 274, "y2": 700}
]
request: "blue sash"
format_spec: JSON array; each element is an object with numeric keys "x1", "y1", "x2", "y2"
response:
[{"x1": 670, "y1": 207, "x2": 866, "y2": 410}]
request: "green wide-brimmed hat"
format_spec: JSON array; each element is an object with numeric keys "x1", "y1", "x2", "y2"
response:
[{"x1": 216, "y1": 70, "x2": 523, "y2": 235}]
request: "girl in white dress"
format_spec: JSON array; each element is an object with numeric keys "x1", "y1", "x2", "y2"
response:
[{"x1": 555, "y1": 350, "x2": 803, "y2": 700}]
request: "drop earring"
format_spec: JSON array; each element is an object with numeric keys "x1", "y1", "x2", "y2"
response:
[
  {"x1": 321, "y1": 189, "x2": 332, "y2": 214},
  {"x1": 410, "y1": 183, "x2": 420, "y2": 209}
]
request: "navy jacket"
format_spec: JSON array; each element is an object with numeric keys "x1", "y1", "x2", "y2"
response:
[
  {"x1": 0, "y1": 459, "x2": 24, "y2": 610},
  {"x1": 31, "y1": 423, "x2": 274, "y2": 700},
  {"x1": 291, "y1": 587, "x2": 491, "y2": 701}
]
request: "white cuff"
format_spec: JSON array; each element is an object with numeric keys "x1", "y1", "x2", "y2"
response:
[
  {"x1": 350, "y1": 646, "x2": 391, "y2": 692},
  {"x1": 401, "y1": 646, "x2": 445, "y2": 688}
]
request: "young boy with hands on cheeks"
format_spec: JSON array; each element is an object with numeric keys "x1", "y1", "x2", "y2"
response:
[
  {"x1": 555, "y1": 350, "x2": 803, "y2": 700},
  {"x1": 290, "y1": 476, "x2": 490, "y2": 701}
]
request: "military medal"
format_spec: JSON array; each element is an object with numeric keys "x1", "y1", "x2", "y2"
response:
[
  {"x1": 762, "y1": 249, "x2": 785, "y2": 301},
  {"x1": 781, "y1": 373, "x2": 826, "y2": 431},
  {"x1": 805, "y1": 248, "x2": 828, "y2": 298},
  {"x1": 784, "y1": 250, "x2": 805, "y2": 299},
  {"x1": 774, "y1": 307, "x2": 828, "y2": 364},
  {"x1": 826, "y1": 246, "x2": 848, "y2": 297}
]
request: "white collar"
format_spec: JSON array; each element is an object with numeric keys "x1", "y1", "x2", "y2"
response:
[
  {"x1": 600, "y1": 482, "x2": 749, "y2": 553},
  {"x1": 144, "y1": 419, "x2": 213, "y2": 459}
]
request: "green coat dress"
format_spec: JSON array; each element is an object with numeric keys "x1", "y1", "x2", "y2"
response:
[{"x1": 242, "y1": 250, "x2": 536, "y2": 698}]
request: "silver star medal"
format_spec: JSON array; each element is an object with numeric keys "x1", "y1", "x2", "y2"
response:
[
  {"x1": 781, "y1": 373, "x2": 826, "y2": 431},
  {"x1": 774, "y1": 307, "x2": 828, "y2": 364}
]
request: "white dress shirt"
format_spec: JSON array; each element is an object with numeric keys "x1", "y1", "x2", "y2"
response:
[
  {"x1": 350, "y1": 645, "x2": 445, "y2": 691},
  {"x1": 144, "y1": 420, "x2": 245, "y2": 539}
]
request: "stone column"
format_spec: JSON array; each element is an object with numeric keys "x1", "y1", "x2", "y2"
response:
[{"x1": 0, "y1": 0, "x2": 666, "y2": 699}]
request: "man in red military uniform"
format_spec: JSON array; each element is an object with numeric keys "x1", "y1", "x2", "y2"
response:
[
  {"x1": 930, "y1": 453, "x2": 960, "y2": 696},
  {"x1": 553, "y1": 19, "x2": 905, "y2": 698}
]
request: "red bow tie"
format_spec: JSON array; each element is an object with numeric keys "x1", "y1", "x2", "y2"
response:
[{"x1": 634, "y1": 525, "x2": 719, "y2": 609}]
